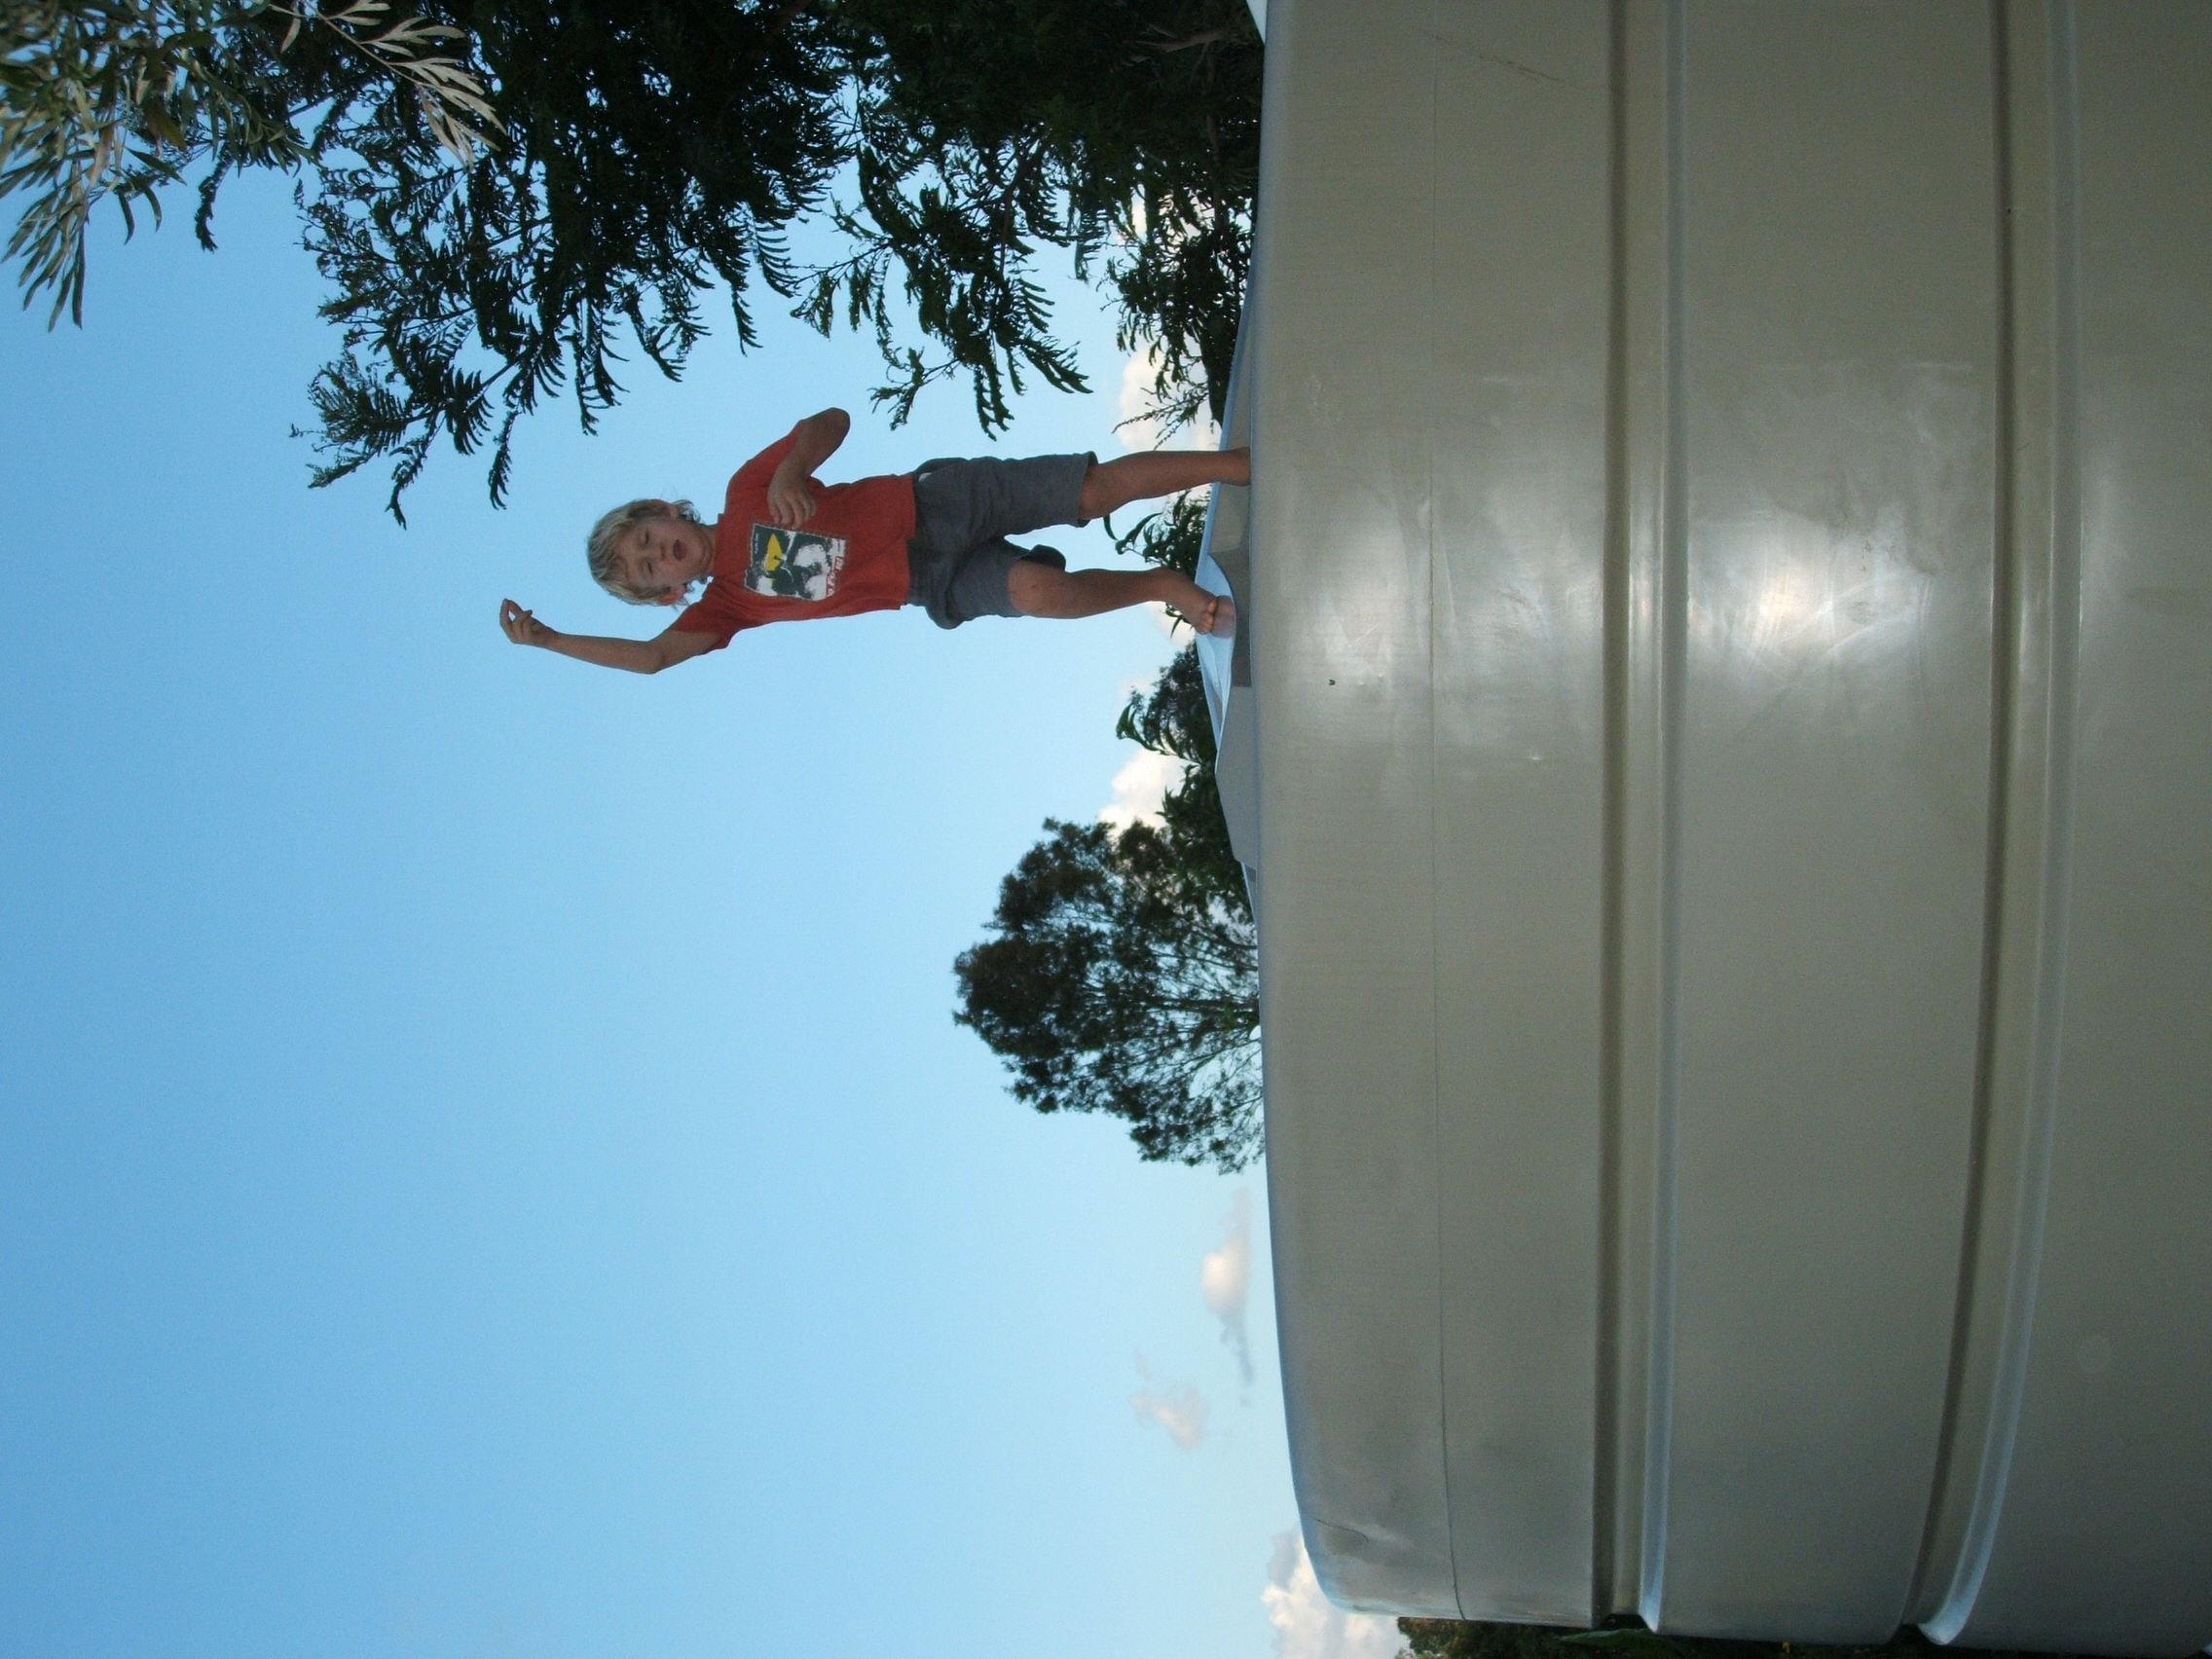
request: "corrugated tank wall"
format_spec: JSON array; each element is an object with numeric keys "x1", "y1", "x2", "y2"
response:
[{"x1": 1234, "y1": 2, "x2": 2212, "y2": 1650}]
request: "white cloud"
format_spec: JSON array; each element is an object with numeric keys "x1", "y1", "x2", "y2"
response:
[
  {"x1": 1266, "y1": 1532, "x2": 1405, "y2": 1659},
  {"x1": 1130, "y1": 1354, "x2": 1208, "y2": 1451},
  {"x1": 1143, "y1": 599, "x2": 1184, "y2": 641},
  {"x1": 1100, "y1": 747, "x2": 1190, "y2": 831},
  {"x1": 1117, "y1": 349, "x2": 1169, "y2": 453},
  {"x1": 1118, "y1": 346, "x2": 1222, "y2": 454},
  {"x1": 1202, "y1": 1190, "x2": 1255, "y2": 1386},
  {"x1": 1132, "y1": 1386, "x2": 1207, "y2": 1451}
]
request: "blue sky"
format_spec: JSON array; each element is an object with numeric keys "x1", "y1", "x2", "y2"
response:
[{"x1": 0, "y1": 171, "x2": 1347, "y2": 1659}]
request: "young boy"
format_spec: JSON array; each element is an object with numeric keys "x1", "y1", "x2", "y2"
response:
[{"x1": 498, "y1": 407, "x2": 1246, "y2": 673}]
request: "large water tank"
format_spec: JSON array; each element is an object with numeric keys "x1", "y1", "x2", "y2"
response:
[{"x1": 1195, "y1": 2, "x2": 2212, "y2": 1651}]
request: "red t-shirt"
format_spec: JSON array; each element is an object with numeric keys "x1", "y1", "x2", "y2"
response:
[{"x1": 669, "y1": 433, "x2": 918, "y2": 649}]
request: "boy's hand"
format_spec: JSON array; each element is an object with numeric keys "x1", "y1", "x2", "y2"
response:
[
  {"x1": 765, "y1": 465, "x2": 817, "y2": 528},
  {"x1": 761, "y1": 407, "x2": 845, "y2": 526},
  {"x1": 500, "y1": 599, "x2": 557, "y2": 645}
]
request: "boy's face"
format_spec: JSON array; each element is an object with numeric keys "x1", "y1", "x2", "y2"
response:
[{"x1": 619, "y1": 509, "x2": 716, "y2": 605}]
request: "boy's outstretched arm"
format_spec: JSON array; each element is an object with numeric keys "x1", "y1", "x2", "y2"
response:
[
  {"x1": 765, "y1": 407, "x2": 851, "y2": 528},
  {"x1": 499, "y1": 600, "x2": 719, "y2": 673}
]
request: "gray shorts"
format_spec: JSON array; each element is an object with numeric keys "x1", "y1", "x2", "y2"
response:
[{"x1": 904, "y1": 452, "x2": 1094, "y2": 629}]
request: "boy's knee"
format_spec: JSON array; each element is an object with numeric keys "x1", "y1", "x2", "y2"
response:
[{"x1": 1007, "y1": 558, "x2": 1066, "y2": 617}]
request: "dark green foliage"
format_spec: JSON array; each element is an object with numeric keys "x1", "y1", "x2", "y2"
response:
[
  {"x1": 299, "y1": 0, "x2": 1259, "y2": 508},
  {"x1": 297, "y1": 0, "x2": 845, "y2": 516},
  {"x1": 13, "y1": 0, "x2": 1260, "y2": 514},
  {"x1": 1116, "y1": 640, "x2": 1247, "y2": 927},
  {"x1": 816, "y1": 0, "x2": 1260, "y2": 433},
  {"x1": 954, "y1": 643, "x2": 1257, "y2": 1171},
  {"x1": 302, "y1": 0, "x2": 1259, "y2": 509},
  {"x1": 0, "y1": 0, "x2": 487, "y2": 328},
  {"x1": 1399, "y1": 1618, "x2": 1607, "y2": 1659},
  {"x1": 953, "y1": 815, "x2": 1258, "y2": 1172},
  {"x1": 1117, "y1": 629, "x2": 1213, "y2": 763},
  {"x1": 1114, "y1": 485, "x2": 1208, "y2": 579},
  {"x1": 1397, "y1": 1617, "x2": 2103, "y2": 1659}
]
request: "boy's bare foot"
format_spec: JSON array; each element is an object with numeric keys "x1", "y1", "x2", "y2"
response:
[
  {"x1": 1175, "y1": 591, "x2": 1236, "y2": 638},
  {"x1": 1007, "y1": 562, "x2": 1235, "y2": 634}
]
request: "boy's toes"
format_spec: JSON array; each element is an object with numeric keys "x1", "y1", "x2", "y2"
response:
[{"x1": 1207, "y1": 594, "x2": 1237, "y2": 638}]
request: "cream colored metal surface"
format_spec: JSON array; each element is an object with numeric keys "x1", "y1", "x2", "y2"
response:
[
  {"x1": 1232, "y1": 0, "x2": 2212, "y2": 1649},
  {"x1": 1197, "y1": 333, "x2": 1257, "y2": 875},
  {"x1": 1646, "y1": 4, "x2": 1995, "y2": 1640},
  {"x1": 1918, "y1": 7, "x2": 2212, "y2": 1652}
]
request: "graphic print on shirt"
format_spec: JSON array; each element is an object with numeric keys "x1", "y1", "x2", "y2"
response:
[{"x1": 746, "y1": 523, "x2": 847, "y2": 602}]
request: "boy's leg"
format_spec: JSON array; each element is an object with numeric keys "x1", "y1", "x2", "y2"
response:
[
  {"x1": 1078, "y1": 448, "x2": 1251, "y2": 521},
  {"x1": 1007, "y1": 561, "x2": 1235, "y2": 636}
]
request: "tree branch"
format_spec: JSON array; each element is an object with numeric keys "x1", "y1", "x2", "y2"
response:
[{"x1": 749, "y1": 0, "x2": 814, "y2": 63}]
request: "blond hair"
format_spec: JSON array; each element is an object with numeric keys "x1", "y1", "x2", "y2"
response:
[{"x1": 586, "y1": 498, "x2": 704, "y2": 604}]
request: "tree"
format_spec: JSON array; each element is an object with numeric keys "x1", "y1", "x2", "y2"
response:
[
  {"x1": 2, "y1": 0, "x2": 848, "y2": 515},
  {"x1": 952, "y1": 481, "x2": 1267, "y2": 1172},
  {"x1": 953, "y1": 535, "x2": 1259, "y2": 1174},
  {"x1": 0, "y1": 0, "x2": 494, "y2": 326},
  {"x1": 811, "y1": 0, "x2": 1260, "y2": 432},
  {"x1": 1107, "y1": 500, "x2": 1247, "y2": 928},
  {"x1": 1398, "y1": 1619, "x2": 1600, "y2": 1659},
  {"x1": 297, "y1": 0, "x2": 849, "y2": 512},
  {"x1": 5, "y1": 0, "x2": 1259, "y2": 514},
  {"x1": 951, "y1": 806, "x2": 1258, "y2": 1172},
  {"x1": 301, "y1": 0, "x2": 1260, "y2": 509}
]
